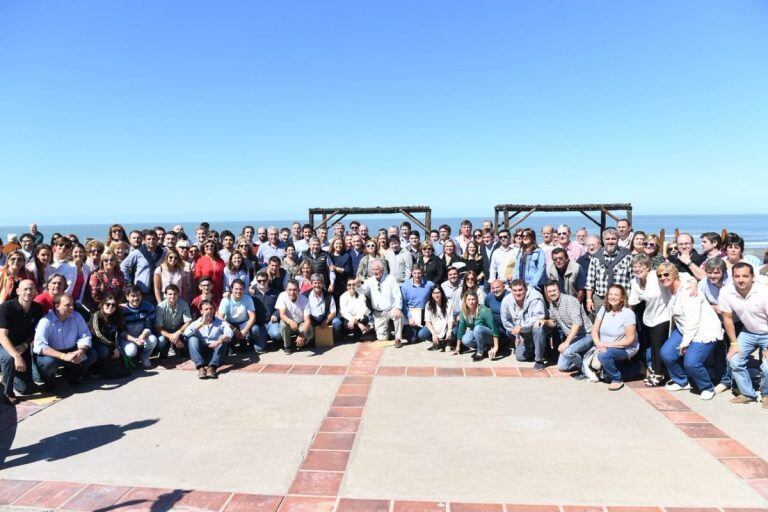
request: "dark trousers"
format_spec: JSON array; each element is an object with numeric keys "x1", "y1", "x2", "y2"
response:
[
  {"x1": 35, "y1": 347, "x2": 97, "y2": 384},
  {"x1": 0, "y1": 346, "x2": 35, "y2": 396}
]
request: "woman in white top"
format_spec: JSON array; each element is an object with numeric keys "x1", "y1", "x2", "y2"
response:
[
  {"x1": 153, "y1": 249, "x2": 188, "y2": 303},
  {"x1": 421, "y1": 286, "x2": 453, "y2": 351},
  {"x1": 339, "y1": 281, "x2": 371, "y2": 339},
  {"x1": 629, "y1": 254, "x2": 673, "y2": 387},
  {"x1": 657, "y1": 263, "x2": 723, "y2": 400}
]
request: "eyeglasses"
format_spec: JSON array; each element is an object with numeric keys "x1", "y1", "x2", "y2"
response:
[
  {"x1": 422, "y1": 247, "x2": 433, "y2": 251},
  {"x1": 557, "y1": 232, "x2": 569, "y2": 236},
  {"x1": 104, "y1": 303, "x2": 117, "y2": 308},
  {"x1": 111, "y1": 229, "x2": 123, "y2": 233},
  {"x1": 643, "y1": 243, "x2": 657, "y2": 247},
  {"x1": 103, "y1": 258, "x2": 116, "y2": 263},
  {"x1": 657, "y1": 272, "x2": 671, "y2": 278},
  {"x1": 499, "y1": 235, "x2": 509, "y2": 240},
  {"x1": 366, "y1": 244, "x2": 376, "y2": 248},
  {"x1": 256, "y1": 279, "x2": 267, "y2": 283},
  {"x1": 90, "y1": 249, "x2": 101, "y2": 254}
]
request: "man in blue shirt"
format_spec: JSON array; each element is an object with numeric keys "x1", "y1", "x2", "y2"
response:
[{"x1": 401, "y1": 267, "x2": 435, "y2": 343}]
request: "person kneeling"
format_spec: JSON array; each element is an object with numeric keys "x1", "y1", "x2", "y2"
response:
[
  {"x1": 275, "y1": 280, "x2": 312, "y2": 354},
  {"x1": 217, "y1": 279, "x2": 262, "y2": 354},
  {"x1": 455, "y1": 291, "x2": 499, "y2": 362},
  {"x1": 33, "y1": 293, "x2": 96, "y2": 388},
  {"x1": 184, "y1": 300, "x2": 232, "y2": 379}
]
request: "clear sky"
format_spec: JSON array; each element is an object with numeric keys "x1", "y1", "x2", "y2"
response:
[{"x1": 1, "y1": 1, "x2": 766, "y2": 224}]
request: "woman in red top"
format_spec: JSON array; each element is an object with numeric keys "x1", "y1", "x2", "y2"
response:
[
  {"x1": 193, "y1": 241, "x2": 225, "y2": 301},
  {"x1": 0, "y1": 251, "x2": 33, "y2": 304},
  {"x1": 88, "y1": 252, "x2": 126, "y2": 308}
]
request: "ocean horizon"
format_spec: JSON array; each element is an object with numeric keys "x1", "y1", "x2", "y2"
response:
[{"x1": 2, "y1": 213, "x2": 767, "y2": 251}]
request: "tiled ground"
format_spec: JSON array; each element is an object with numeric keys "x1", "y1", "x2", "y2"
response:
[{"x1": 1, "y1": 341, "x2": 767, "y2": 511}]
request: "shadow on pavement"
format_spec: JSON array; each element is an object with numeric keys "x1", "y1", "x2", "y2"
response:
[
  {"x1": 1, "y1": 418, "x2": 159, "y2": 469},
  {"x1": 94, "y1": 489, "x2": 190, "y2": 512}
]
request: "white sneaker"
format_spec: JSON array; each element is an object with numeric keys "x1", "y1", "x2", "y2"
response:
[
  {"x1": 700, "y1": 389, "x2": 715, "y2": 401},
  {"x1": 714, "y1": 383, "x2": 729, "y2": 394},
  {"x1": 665, "y1": 381, "x2": 691, "y2": 392}
]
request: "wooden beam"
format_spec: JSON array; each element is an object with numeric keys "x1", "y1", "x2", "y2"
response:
[
  {"x1": 503, "y1": 209, "x2": 510, "y2": 229},
  {"x1": 399, "y1": 209, "x2": 429, "y2": 233},
  {"x1": 579, "y1": 211, "x2": 601, "y2": 227},
  {"x1": 510, "y1": 208, "x2": 537, "y2": 229},
  {"x1": 424, "y1": 210, "x2": 432, "y2": 231},
  {"x1": 600, "y1": 207, "x2": 620, "y2": 223},
  {"x1": 659, "y1": 229, "x2": 666, "y2": 255},
  {"x1": 600, "y1": 210, "x2": 607, "y2": 234},
  {"x1": 315, "y1": 209, "x2": 340, "y2": 230}
]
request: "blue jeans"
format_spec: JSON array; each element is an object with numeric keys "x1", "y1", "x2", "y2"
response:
[
  {"x1": 660, "y1": 330, "x2": 716, "y2": 392},
  {"x1": 91, "y1": 343, "x2": 114, "y2": 361},
  {"x1": 35, "y1": 347, "x2": 97, "y2": 383},
  {"x1": 597, "y1": 347, "x2": 631, "y2": 383},
  {"x1": 0, "y1": 346, "x2": 34, "y2": 396},
  {"x1": 514, "y1": 326, "x2": 546, "y2": 363},
  {"x1": 557, "y1": 333, "x2": 594, "y2": 371},
  {"x1": 729, "y1": 330, "x2": 768, "y2": 399},
  {"x1": 462, "y1": 325, "x2": 492, "y2": 354},
  {"x1": 712, "y1": 339, "x2": 731, "y2": 388},
  {"x1": 188, "y1": 336, "x2": 229, "y2": 368}
]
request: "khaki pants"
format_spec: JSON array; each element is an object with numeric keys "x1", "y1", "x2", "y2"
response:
[
  {"x1": 372, "y1": 309, "x2": 403, "y2": 341},
  {"x1": 279, "y1": 320, "x2": 314, "y2": 349}
]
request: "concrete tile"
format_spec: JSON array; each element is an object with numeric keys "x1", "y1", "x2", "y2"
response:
[
  {"x1": 464, "y1": 367, "x2": 494, "y2": 377},
  {"x1": 0, "y1": 479, "x2": 40, "y2": 505},
  {"x1": 318, "y1": 365, "x2": 348, "y2": 375},
  {"x1": 662, "y1": 411, "x2": 708, "y2": 423},
  {"x1": 506, "y1": 506, "x2": 559, "y2": 512},
  {"x1": 262, "y1": 364, "x2": 293, "y2": 373},
  {"x1": 258, "y1": 342, "x2": 358, "y2": 366},
  {"x1": 311, "y1": 433, "x2": 356, "y2": 451},
  {"x1": 492, "y1": 367, "x2": 520, "y2": 377},
  {"x1": 240, "y1": 363, "x2": 266, "y2": 372},
  {"x1": 12, "y1": 480, "x2": 85, "y2": 508},
  {"x1": 378, "y1": 366, "x2": 407, "y2": 376},
  {"x1": 0, "y1": 372, "x2": 341, "y2": 495},
  {"x1": 696, "y1": 439, "x2": 756, "y2": 458},
  {"x1": 677, "y1": 423, "x2": 728, "y2": 439},
  {"x1": 289, "y1": 365, "x2": 321, "y2": 375},
  {"x1": 328, "y1": 407, "x2": 364, "y2": 418},
  {"x1": 406, "y1": 366, "x2": 435, "y2": 376},
  {"x1": 392, "y1": 500, "x2": 448, "y2": 511},
  {"x1": 278, "y1": 495, "x2": 336, "y2": 511},
  {"x1": 644, "y1": 397, "x2": 691, "y2": 412},
  {"x1": 62, "y1": 484, "x2": 131, "y2": 510},
  {"x1": 115, "y1": 487, "x2": 231, "y2": 511},
  {"x1": 338, "y1": 384, "x2": 371, "y2": 396},
  {"x1": 336, "y1": 497, "x2": 391, "y2": 511},
  {"x1": 606, "y1": 508, "x2": 662, "y2": 512},
  {"x1": 720, "y1": 458, "x2": 768, "y2": 479},
  {"x1": 519, "y1": 368, "x2": 549, "y2": 378},
  {"x1": 288, "y1": 471, "x2": 343, "y2": 496},
  {"x1": 665, "y1": 508, "x2": 720, "y2": 512},
  {"x1": 377, "y1": 341, "x2": 525, "y2": 368},
  {"x1": 342, "y1": 378, "x2": 767, "y2": 506},
  {"x1": 224, "y1": 493, "x2": 283, "y2": 511},
  {"x1": 301, "y1": 450, "x2": 350, "y2": 471},
  {"x1": 749, "y1": 479, "x2": 768, "y2": 500},
  {"x1": 436, "y1": 367, "x2": 465, "y2": 376},
  {"x1": 562, "y1": 507, "x2": 605, "y2": 512},
  {"x1": 334, "y1": 395, "x2": 367, "y2": 407},
  {"x1": 319, "y1": 417, "x2": 360, "y2": 433},
  {"x1": 344, "y1": 376, "x2": 374, "y2": 385},
  {"x1": 450, "y1": 503, "x2": 504, "y2": 511}
]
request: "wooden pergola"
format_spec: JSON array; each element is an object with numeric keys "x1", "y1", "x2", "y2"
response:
[
  {"x1": 494, "y1": 203, "x2": 633, "y2": 233},
  {"x1": 309, "y1": 206, "x2": 432, "y2": 232}
]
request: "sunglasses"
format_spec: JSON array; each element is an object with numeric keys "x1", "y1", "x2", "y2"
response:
[
  {"x1": 104, "y1": 303, "x2": 117, "y2": 308},
  {"x1": 657, "y1": 272, "x2": 671, "y2": 278},
  {"x1": 644, "y1": 243, "x2": 657, "y2": 247},
  {"x1": 256, "y1": 279, "x2": 267, "y2": 283}
]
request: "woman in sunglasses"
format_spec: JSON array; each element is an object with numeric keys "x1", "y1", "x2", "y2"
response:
[
  {"x1": 643, "y1": 234, "x2": 665, "y2": 269},
  {"x1": 657, "y1": 262, "x2": 722, "y2": 400},
  {"x1": 416, "y1": 242, "x2": 444, "y2": 285},
  {"x1": 356, "y1": 239, "x2": 389, "y2": 282},
  {"x1": 0, "y1": 251, "x2": 33, "y2": 304},
  {"x1": 89, "y1": 293, "x2": 125, "y2": 370},
  {"x1": 88, "y1": 252, "x2": 126, "y2": 309}
]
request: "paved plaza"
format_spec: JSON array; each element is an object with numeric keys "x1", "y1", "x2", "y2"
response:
[{"x1": 1, "y1": 340, "x2": 767, "y2": 511}]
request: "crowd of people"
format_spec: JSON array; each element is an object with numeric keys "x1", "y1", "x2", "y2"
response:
[{"x1": 0, "y1": 219, "x2": 767, "y2": 409}]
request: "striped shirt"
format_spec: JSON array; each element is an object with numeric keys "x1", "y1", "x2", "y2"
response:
[
  {"x1": 548, "y1": 293, "x2": 593, "y2": 337},
  {"x1": 155, "y1": 298, "x2": 192, "y2": 331}
]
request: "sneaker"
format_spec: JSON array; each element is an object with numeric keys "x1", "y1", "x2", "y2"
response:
[
  {"x1": 730, "y1": 395, "x2": 756, "y2": 405},
  {"x1": 665, "y1": 381, "x2": 691, "y2": 392},
  {"x1": 714, "y1": 383, "x2": 729, "y2": 394},
  {"x1": 700, "y1": 389, "x2": 715, "y2": 401},
  {"x1": 532, "y1": 361, "x2": 546, "y2": 372},
  {"x1": 608, "y1": 382, "x2": 624, "y2": 391}
]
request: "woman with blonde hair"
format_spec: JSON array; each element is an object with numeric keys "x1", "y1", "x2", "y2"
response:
[
  {"x1": 153, "y1": 249, "x2": 188, "y2": 303},
  {"x1": 108, "y1": 240, "x2": 131, "y2": 264},
  {"x1": 592, "y1": 284, "x2": 638, "y2": 391},
  {"x1": 0, "y1": 251, "x2": 33, "y2": 304},
  {"x1": 454, "y1": 291, "x2": 499, "y2": 361},
  {"x1": 88, "y1": 251, "x2": 126, "y2": 308},
  {"x1": 643, "y1": 234, "x2": 665, "y2": 269}
]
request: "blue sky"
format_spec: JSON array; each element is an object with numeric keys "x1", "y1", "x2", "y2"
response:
[{"x1": 1, "y1": 1, "x2": 766, "y2": 224}]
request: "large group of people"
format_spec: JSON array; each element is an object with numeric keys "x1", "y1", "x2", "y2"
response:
[{"x1": 0, "y1": 219, "x2": 767, "y2": 409}]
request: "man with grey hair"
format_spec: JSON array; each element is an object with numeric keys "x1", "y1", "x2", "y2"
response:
[
  {"x1": 575, "y1": 227, "x2": 588, "y2": 246},
  {"x1": 307, "y1": 273, "x2": 342, "y2": 340},
  {"x1": 300, "y1": 237, "x2": 336, "y2": 289},
  {"x1": 585, "y1": 228, "x2": 633, "y2": 314},
  {"x1": 555, "y1": 224, "x2": 585, "y2": 262},
  {"x1": 257, "y1": 226, "x2": 286, "y2": 267},
  {"x1": 358, "y1": 259, "x2": 403, "y2": 346}
]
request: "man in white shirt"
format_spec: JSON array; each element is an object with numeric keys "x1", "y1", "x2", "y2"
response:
[
  {"x1": 217, "y1": 280, "x2": 261, "y2": 353},
  {"x1": 358, "y1": 259, "x2": 403, "y2": 346},
  {"x1": 454, "y1": 220, "x2": 473, "y2": 256},
  {"x1": 616, "y1": 219, "x2": 633, "y2": 250},
  {"x1": 275, "y1": 280, "x2": 312, "y2": 354},
  {"x1": 489, "y1": 229, "x2": 519, "y2": 283},
  {"x1": 720, "y1": 262, "x2": 768, "y2": 407},
  {"x1": 307, "y1": 274, "x2": 342, "y2": 341},
  {"x1": 539, "y1": 225, "x2": 555, "y2": 252}
]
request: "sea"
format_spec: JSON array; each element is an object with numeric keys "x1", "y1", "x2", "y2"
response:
[{"x1": 2, "y1": 213, "x2": 767, "y2": 255}]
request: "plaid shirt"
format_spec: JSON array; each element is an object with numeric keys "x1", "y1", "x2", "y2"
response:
[
  {"x1": 548, "y1": 293, "x2": 593, "y2": 337},
  {"x1": 155, "y1": 299, "x2": 192, "y2": 332},
  {"x1": 585, "y1": 250, "x2": 633, "y2": 297}
]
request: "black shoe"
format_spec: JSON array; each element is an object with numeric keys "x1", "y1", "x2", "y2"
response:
[
  {"x1": 394, "y1": 340, "x2": 403, "y2": 349},
  {"x1": 427, "y1": 343, "x2": 440, "y2": 351},
  {"x1": 284, "y1": 347, "x2": 294, "y2": 355},
  {"x1": 471, "y1": 353, "x2": 485, "y2": 362},
  {"x1": 532, "y1": 361, "x2": 546, "y2": 372},
  {"x1": 571, "y1": 372, "x2": 586, "y2": 381}
]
